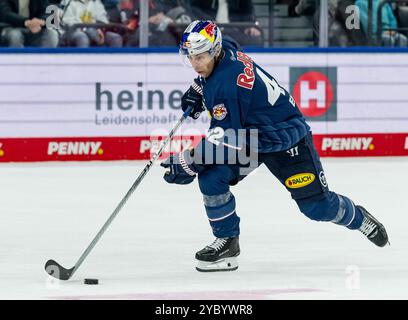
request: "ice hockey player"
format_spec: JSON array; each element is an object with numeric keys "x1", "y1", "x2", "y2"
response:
[{"x1": 160, "y1": 20, "x2": 389, "y2": 272}]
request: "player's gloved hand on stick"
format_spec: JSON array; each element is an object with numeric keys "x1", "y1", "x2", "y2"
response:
[
  {"x1": 161, "y1": 149, "x2": 204, "y2": 184},
  {"x1": 182, "y1": 78, "x2": 205, "y2": 119}
]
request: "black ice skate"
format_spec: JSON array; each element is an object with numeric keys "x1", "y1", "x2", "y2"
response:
[
  {"x1": 357, "y1": 205, "x2": 389, "y2": 247},
  {"x1": 195, "y1": 237, "x2": 240, "y2": 272}
]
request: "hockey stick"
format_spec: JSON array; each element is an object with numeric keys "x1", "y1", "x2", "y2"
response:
[{"x1": 45, "y1": 106, "x2": 193, "y2": 280}]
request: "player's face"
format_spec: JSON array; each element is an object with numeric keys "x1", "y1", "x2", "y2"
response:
[{"x1": 188, "y1": 52, "x2": 215, "y2": 78}]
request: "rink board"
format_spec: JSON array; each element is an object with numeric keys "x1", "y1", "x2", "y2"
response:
[{"x1": 0, "y1": 51, "x2": 407, "y2": 161}]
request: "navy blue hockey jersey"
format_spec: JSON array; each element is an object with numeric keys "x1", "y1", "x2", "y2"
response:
[{"x1": 194, "y1": 39, "x2": 311, "y2": 163}]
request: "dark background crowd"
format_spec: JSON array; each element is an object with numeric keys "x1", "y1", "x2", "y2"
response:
[{"x1": 0, "y1": 0, "x2": 407, "y2": 48}]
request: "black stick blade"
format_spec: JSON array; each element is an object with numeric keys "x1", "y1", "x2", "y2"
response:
[{"x1": 45, "y1": 259, "x2": 75, "y2": 281}]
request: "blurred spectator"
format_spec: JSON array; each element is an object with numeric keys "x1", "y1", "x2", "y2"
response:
[
  {"x1": 288, "y1": 0, "x2": 316, "y2": 16},
  {"x1": 0, "y1": 0, "x2": 59, "y2": 47},
  {"x1": 395, "y1": 2, "x2": 408, "y2": 38},
  {"x1": 97, "y1": 1, "x2": 139, "y2": 27},
  {"x1": 103, "y1": 0, "x2": 120, "y2": 10},
  {"x1": 126, "y1": 0, "x2": 192, "y2": 47},
  {"x1": 288, "y1": 0, "x2": 324, "y2": 45},
  {"x1": 334, "y1": 1, "x2": 368, "y2": 46},
  {"x1": 61, "y1": 0, "x2": 123, "y2": 47},
  {"x1": 288, "y1": 0, "x2": 365, "y2": 46},
  {"x1": 101, "y1": 0, "x2": 121, "y2": 22},
  {"x1": 189, "y1": 0, "x2": 263, "y2": 46},
  {"x1": 355, "y1": 0, "x2": 408, "y2": 46}
]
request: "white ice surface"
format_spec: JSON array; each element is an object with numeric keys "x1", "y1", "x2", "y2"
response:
[{"x1": 0, "y1": 157, "x2": 407, "y2": 300}]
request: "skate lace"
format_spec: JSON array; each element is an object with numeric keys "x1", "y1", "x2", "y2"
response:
[
  {"x1": 359, "y1": 216, "x2": 377, "y2": 237},
  {"x1": 209, "y1": 238, "x2": 228, "y2": 251}
]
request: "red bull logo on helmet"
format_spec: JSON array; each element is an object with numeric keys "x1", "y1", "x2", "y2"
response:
[{"x1": 200, "y1": 22, "x2": 217, "y2": 42}]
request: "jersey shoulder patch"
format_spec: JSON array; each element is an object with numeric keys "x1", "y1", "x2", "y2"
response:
[{"x1": 212, "y1": 103, "x2": 228, "y2": 121}]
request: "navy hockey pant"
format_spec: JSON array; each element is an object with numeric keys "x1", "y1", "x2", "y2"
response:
[{"x1": 197, "y1": 133, "x2": 364, "y2": 238}]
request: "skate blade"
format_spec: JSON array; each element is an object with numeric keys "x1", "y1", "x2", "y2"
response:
[{"x1": 195, "y1": 257, "x2": 238, "y2": 272}]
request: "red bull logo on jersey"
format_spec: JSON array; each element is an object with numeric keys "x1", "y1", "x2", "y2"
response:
[
  {"x1": 285, "y1": 173, "x2": 315, "y2": 189},
  {"x1": 48, "y1": 141, "x2": 103, "y2": 156},
  {"x1": 212, "y1": 104, "x2": 228, "y2": 121},
  {"x1": 236, "y1": 51, "x2": 254, "y2": 90}
]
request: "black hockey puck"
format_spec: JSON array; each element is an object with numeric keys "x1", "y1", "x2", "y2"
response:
[{"x1": 84, "y1": 278, "x2": 99, "y2": 285}]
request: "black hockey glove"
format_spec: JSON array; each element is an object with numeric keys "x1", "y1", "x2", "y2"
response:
[
  {"x1": 181, "y1": 78, "x2": 205, "y2": 120},
  {"x1": 160, "y1": 149, "x2": 204, "y2": 185}
]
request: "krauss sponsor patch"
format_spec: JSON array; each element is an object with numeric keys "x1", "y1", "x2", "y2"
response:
[
  {"x1": 212, "y1": 104, "x2": 227, "y2": 120},
  {"x1": 285, "y1": 173, "x2": 315, "y2": 189}
]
